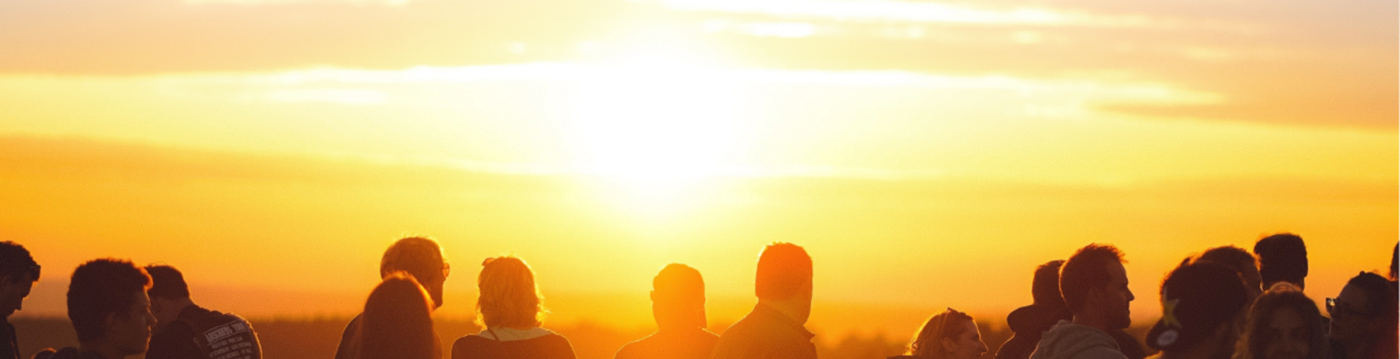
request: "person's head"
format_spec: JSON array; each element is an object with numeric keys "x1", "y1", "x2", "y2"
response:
[
  {"x1": 1388, "y1": 243, "x2": 1396, "y2": 282},
  {"x1": 0, "y1": 241, "x2": 40, "y2": 318},
  {"x1": 358, "y1": 272, "x2": 438, "y2": 359},
  {"x1": 1147, "y1": 261, "x2": 1249, "y2": 358},
  {"x1": 1236, "y1": 283, "x2": 1328, "y2": 359},
  {"x1": 755, "y1": 242, "x2": 814, "y2": 322},
  {"x1": 1032, "y1": 260, "x2": 1067, "y2": 308},
  {"x1": 1196, "y1": 245, "x2": 1263, "y2": 301},
  {"x1": 143, "y1": 265, "x2": 191, "y2": 331},
  {"x1": 476, "y1": 256, "x2": 544, "y2": 329},
  {"x1": 1060, "y1": 243, "x2": 1133, "y2": 329},
  {"x1": 67, "y1": 259, "x2": 156, "y2": 357},
  {"x1": 1253, "y1": 234, "x2": 1307, "y2": 289},
  {"x1": 651, "y1": 263, "x2": 706, "y2": 331},
  {"x1": 380, "y1": 236, "x2": 448, "y2": 309},
  {"x1": 906, "y1": 308, "x2": 988, "y2": 359},
  {"x1": 1326, "y1": 272, "x2": 1398, "y2": 347}
]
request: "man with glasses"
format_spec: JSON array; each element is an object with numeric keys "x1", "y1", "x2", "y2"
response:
[
  {"x1": 1326, "y1": 272, "x2": 1397, "y2": 359},
  {"x1": 333, "y1": 236, "x2": 451, "y2": 359},
  {"x1": 0, "y1": 242, "x2": 39, "y2": 359}
]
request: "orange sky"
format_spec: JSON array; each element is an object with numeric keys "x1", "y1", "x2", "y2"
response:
[{"x1": 1, "y1": 0, "x2": 1396, "y2": 337}]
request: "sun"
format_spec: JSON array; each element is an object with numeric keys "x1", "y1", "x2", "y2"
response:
[{"x1": 565, "y1": 48, "x2": 749, "y2": 206}]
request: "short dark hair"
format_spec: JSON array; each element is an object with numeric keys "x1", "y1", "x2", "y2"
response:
[
  {"x1": 144, "y1": 265, "x2": 190, "y2": 300},
  {"x1": 755, "y1": 243, "x2": 812, "y2": 301},
  {"x1": 1198, "y1": 246, "x2": 1256, "y2": 275},
  {"x1": 0, "y1": 242, "x2": 39, "y2": 282},
  {"x1": 1060, "y1": 244, "x2": 1126, "y2": 314},
  {"x1": 380, "y1": 237, "x2": 445, "y2": 282},
  {"x1": 1032, "y1": 260, "x2": 1066, "y2": 306},
  {"x1": 1344, "y1": 272, "x2": 1397, "y2": 319},
  {"x1": 1254, "y1": 233, "x2": 1307, "y2": 286},
  {"x1": 68, "y1": 259, "x2": 152, "y2": 343}
]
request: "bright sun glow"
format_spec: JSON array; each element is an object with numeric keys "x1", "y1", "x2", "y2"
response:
[{"x1": 566, "y1": 48, "x2": 748, "y2": 207}]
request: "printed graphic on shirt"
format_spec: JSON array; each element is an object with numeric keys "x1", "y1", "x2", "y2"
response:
[{"x1": 197, "y1": 320, "x2": 259, "y2": 359}]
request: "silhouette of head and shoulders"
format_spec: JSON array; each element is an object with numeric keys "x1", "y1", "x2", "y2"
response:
[
  {"x1": 452, "y1": 256, "x2": 575, "y2": 359},
  {"x1": 358, "y1": 272, "x2": 439, "y2": 359},
  {"x1": 144, "y1": 264, "x2": 261, "y2": 359},
  {"x1": 996, "y1": 260, "x2": 1071, "y2": 359},
  {"x1": 1253, "y1": 233, "x2": 1308, "y2": 290},
  {"x1": 1235, "y1": 282, "x2": 1329, "y2": 359},
  {"x1": 0, "y1": 242, "x2": 39, "y2": 359},
  {"x1": 1327, "y1": 271, "x2": 1397, "y2": 359},
  {"x1": 334, "y1": 236, "x2": 449, "y2": 359},
  {"x1": 45, "y1": 259, "x2": 156, "y2": 359},
  {"x1": 1031, "y1": 244, "x2": 1134, "y2": 359},
  {"x1": 891, "y1": 308, "x2": 989, "y2": 359},
  {"x1": 614, "y1": 263, "x2": 718, "y2": 359},
  {"x1": 709, "y1": 242, "x2": 816, "y2": 359},
  {"x1": 1143, "y1": 261, "x2": 1249, "y2": 359}
]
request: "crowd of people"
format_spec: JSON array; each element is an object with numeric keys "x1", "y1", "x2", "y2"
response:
[{"x1": 0, "y1": 233, "x2": 1394, "y2": 359}]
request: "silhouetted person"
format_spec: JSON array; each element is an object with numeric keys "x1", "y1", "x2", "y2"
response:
[
  {"x1": 48, "y1": 259, "x2": 157, "y2": 359},
  {"x1": 452, "y1": 256, "x2": 575, "y2": 359},
  {"x1": 1195, "y1": 246, "x2": 1262, "y2": 303},
  {"x1": 1253, "y1": 234, "x2": 1308, "y2": 290},
  {"x1": 358, "y1": 272, "x2": 439, "y2": 359},
  {"x1": 997, "y1": 260, "x2": 1072, "y2": 359},
  {"x1": 1144, "y1": 261, "x2": 1249, "y2": 359},
  {"x1": 614, "y1": 264, "x2": 718, "y2": 359},
  {"x1": 334, "y1": 236, "x2": 450, "y2": 359},
  {"x1": 1388, "y1": 243, "x2": 1396, "y2": 291},
  {"x1": 1326, "y1": 272, "x2": 1397, "y2": 359},
  {"x1": 1234, "y1": 283, "x2": 1329, "y2": 359},
  {"x1": 144, "y1": 265, "x2": 261, "y2": 359},
  {"x1": 710, "y1": 243, "x2": 817, "y2": 359},
  {"x1": 0, "y1": 242, "x2": 40, "y2": 359},
  {"x1": 890, "y1": 308, "x2": 989, "y2": 359},
  {"x1": 1030, "y1": 244, "x2": 1134, "y2": 359}
]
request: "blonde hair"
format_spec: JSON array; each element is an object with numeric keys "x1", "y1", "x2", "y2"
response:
[
  {"x1": 907, "y1": 308, "x2": 974, "y2": 358},
  {"x1": 476, "y1": 256, "x2": 547, "y2": 328}
]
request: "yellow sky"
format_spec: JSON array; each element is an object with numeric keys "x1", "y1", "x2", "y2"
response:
[{"x1": 1, "y1": 0, "x2": 1396, "y2": 336}]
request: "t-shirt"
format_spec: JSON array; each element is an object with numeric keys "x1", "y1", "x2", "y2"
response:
[
  {"x1": 451, "y1": 330, "x2": 576, "y2": 359},
  {"x1": 145, "y1": 305, "x2": 261, "y2": 359},
  {"x1": 708, "y1": 304, "x2": 817, "y2": 359}
]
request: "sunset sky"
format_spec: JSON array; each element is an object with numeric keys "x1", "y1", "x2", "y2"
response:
[{"x1": 1, "y1": 0, "x2": 1396, "y2": 337}]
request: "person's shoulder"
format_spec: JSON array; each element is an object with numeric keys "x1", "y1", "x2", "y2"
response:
[{"x1": 1070, "y1": 346, "x2": 1129, "y2": 359}]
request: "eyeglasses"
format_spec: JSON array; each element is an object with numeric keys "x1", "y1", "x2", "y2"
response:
[{"x1": 1326, "y1": 297, "x2": 1374, "y2": 319}]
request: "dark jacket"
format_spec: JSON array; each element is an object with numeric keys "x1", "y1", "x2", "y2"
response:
[
  {"x1": 614, "y1": 328, "x2": 719, "y2": 359},
  {"x1": 452, "y1": 333, "x2": 576, "y2": 359},
  {"x1": 146, "y1": 305, "x2": 261, "y2": 359},
  {"x1": 333, "y1": 314, "x2": 364, "y2": 359},
  {"x1": 0, "y1": 318, "x2": 16, "y2": 359},
  {"x1": 708, "y1": 303, "x2": 817, "y2": 359},
  {"x1": 996, "y1": 304, "x2": 1073, "y2": 359}
]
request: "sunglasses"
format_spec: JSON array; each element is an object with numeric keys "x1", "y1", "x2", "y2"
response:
[{"x1": 1326, "y1": 297, "x2": 1374, "y2": 319}]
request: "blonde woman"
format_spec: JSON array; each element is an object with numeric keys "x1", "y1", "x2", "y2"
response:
[
  {"x1": 891, "y1": 308, "x2": 989, "y2": 359},
  {"x1": 452, "y1": 256, "x2": 576, "y2": 359}
]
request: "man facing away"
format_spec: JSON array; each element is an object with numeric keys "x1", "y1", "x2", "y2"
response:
[
  {"x1": 614, "y1": 263, "x2": 719, "y2": 359},
  {"x1": 333, "y1": 236, "x2": 450, "y2": 359},
  {"x1": 144, "y1": 265, "x2": 262, "y2": 359},
  {"x1": 48, "y1": 259, "x2": 158, "y2": 359},
  {"x1": 1253, "y1": 233, "x2": 1308, "y2": 290},
  {"x1": 0, "y1": 242, "x2": 40, "y2": 359},
  {"x1": 1030, "y1": 244, "x2": 1135, "y2": 359},
  {"x1": 709, "y1": 243, "x2": 816, "y2": 359}
]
